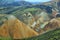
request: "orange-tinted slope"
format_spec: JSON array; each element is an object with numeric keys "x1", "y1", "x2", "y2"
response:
[
  {"x1": 0, "y1": 21, "x2": 10, "y2": 37},
  {"x1": 0, "y1": 17, "x2": 38, "y2": 39}
]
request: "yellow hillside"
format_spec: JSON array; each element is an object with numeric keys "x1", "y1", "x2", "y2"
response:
[{"x1": 0, "y1": 15, "x2": 38, "y2": 39}]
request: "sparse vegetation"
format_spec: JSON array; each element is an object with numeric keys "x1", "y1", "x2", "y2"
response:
[
  {"x1": 0, "y1": 37, "x2": 12, "y2": 40},
  {"x1": 22, "y1": 28, "x2": 60, "y2": 40}
]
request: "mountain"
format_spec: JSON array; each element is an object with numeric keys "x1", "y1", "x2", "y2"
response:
[
  {"x1": 0, "y1": 15, "x2": 38, "y2": 39},
  {"x1": 43, "y1": 18, "x2": 60, "y2": 31},
  {"x1": 42, "y1": 0, "x2": 60, "y2": 12},
  {"x1": 31, "y1": 2, "x2": 41, "y2": 4},
  {"x1": 0, "y1": 0, "x2": 32, "y2": 7},
  {"x1": 36, "y1": 18, "x2": 60, "y2": 33},
  {"x1": 0, "y1": 0, "x2": 15, "y2": 6}
]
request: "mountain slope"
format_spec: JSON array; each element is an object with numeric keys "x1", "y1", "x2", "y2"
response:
[
  {"x1": 22, "y1": 28, "x2": 60, "y2": 40},
  {"x1": 0, "y1": 0, "x2": 32, "y2": 7},
  {"x1": 0, "y1": 15, "x2": 38, "y2": 39},
  {"x1": 44, "y1": 18, "x2": 60, "y2": 31}
]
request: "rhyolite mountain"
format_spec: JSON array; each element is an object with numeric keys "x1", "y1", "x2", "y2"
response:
[{"x1": 0, "y1": 15, "x2": 38, "y2": 39}]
